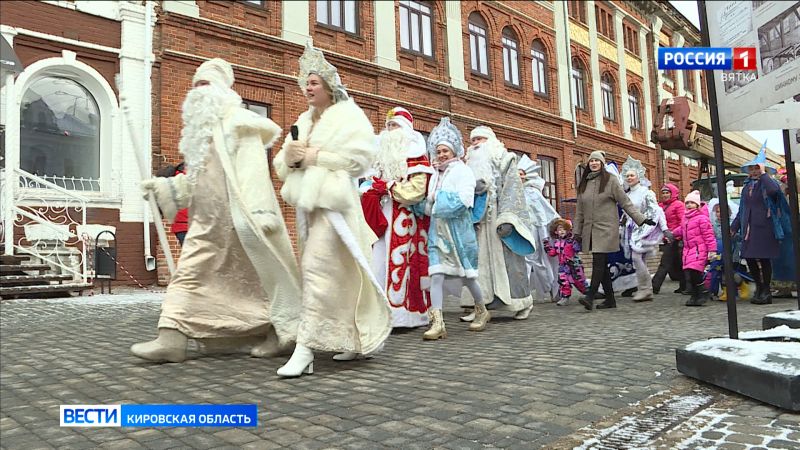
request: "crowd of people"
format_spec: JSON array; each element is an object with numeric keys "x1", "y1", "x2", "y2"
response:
[{"x1": 130, "y1": 45, "x2": 796, "y2": 378}]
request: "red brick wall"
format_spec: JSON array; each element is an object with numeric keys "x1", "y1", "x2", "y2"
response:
[
  {"x1": 0, "y1": 1, "x2": 121, "y2": 49},
  {"x1": 151, "y1": 0, "x2": 665, "y2": 283}
]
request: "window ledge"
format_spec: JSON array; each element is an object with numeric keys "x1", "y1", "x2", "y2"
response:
[{"x1": 17, "y1": 189, "x2": 123, "y2": 208}]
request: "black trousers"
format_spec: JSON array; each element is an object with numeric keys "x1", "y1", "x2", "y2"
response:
[
  {"x1": 746, "y1": 258, "x2": 772, "y2": 286},
  {"x1": 652, "y1": 240, "x2": 684, "y2": 291},
  {"x1": 588, "y1": 253, "x2": 615, "y2": 302}
]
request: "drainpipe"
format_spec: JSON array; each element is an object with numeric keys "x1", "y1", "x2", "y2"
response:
[
  {"x1": 563, "y1": 4, "x2": 577, "y2": 140},
  {"x1": 3, "y1": 71, "x2": 15, "y2": 255},
  {"x1": 141, "y1": 2, "x2": 156, "y2": 271}
]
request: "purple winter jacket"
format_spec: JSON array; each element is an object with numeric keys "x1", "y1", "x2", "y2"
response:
[{"x1": 675, "y1": 204, "x2": 717, "y2": 272}]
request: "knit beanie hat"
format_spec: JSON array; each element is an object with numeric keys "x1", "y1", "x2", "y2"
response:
[
  {"x1": 685, "y1": 190, "x2": 701, "y2": 206},
  {"x1": 588, "y1": 151, "x2": 606, "y2": 165}
]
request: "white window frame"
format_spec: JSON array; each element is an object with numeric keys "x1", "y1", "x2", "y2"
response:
[
  {"x1": 502, "y1": 31, "x2": 520, "y2": 87},
  {"x1": 629, "y1": 88, "x2": 641, "y2": 130},
  {"x1": 601, "y1": 75, "x2": 615, "y2": 121},
  {"x1": 468, "y1": 18, "x2": 489, "y2": 76},
  {"x1": 10, "y1": 55, "x2": 121, "y2": 203},
  {"x1": 571, "y1": 63, "x2": 586, "y2": 110},
  {"x1": 316, "y1": 0, "x2": 358, "y2": 34},
  {"x1": 399, "y1": 0, "x2": 433, "y2": 58},
  {"x1": 531, "y1": 41, "x2": 548, "y2": 96}
]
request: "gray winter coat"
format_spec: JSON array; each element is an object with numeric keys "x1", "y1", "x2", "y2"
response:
[{"x1": 573, "y1": 173, "x2": 646, "y2": 253}]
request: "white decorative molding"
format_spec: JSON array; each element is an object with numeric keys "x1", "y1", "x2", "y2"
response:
[
  {"x1": 373, "y1": 0, "x2": 400, "y2": 70},
  {"x1": 586, "y1": 1, "x2": 604, "y2": 131},
  {"x1": 553, "y1": 0, "x2": 572, "y2": 120},
  {"x1": 445, "y1": 0, "x2": 467, "y2": 90},
  {"x1": 162, "y1": 0, "x2": 200, "y2": 18},
  {"x1": 614, "y1": 9, "x2": 631, "y2": 139},
  {"x1": 639, "y1": 28, "x2": 654, "y2": 147},
  {"x1": 281, "y1": 1, "x2": 311, "y2": 46}
]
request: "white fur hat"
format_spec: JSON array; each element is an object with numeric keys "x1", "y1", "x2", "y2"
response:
[
  {"x1": 192, "y1": 58, "x2": 235, "y2": 88},
  {"x1": 470, "y1": 125, "x2": 496, "y2": 141}
]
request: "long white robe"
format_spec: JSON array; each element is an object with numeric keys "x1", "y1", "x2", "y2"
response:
[
  {"x1": 159, "y1": 108, "x2": 301, "y2": 345},
  {"x1": 522, "y1": 178, "x2": 560, "y2": 301},
  {"x1": 274, "y1": 99, "x2": 392, "y2": 354}
]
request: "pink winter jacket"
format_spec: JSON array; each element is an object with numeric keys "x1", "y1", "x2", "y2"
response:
[
  {"x1": 658, "y1": 183, "x2": 684, "y2": 238},
  {"x1": 674, "y1": 205, "x2": 717, "y2": 272}
]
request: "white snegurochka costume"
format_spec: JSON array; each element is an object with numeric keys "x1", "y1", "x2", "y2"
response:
[
  {"x1": 272, "y1": 43, "x2": 392, "y2": 376},
  {"x1": 463, "y1": 126, "x2": 536, "y2": 319},
  {"x1": 518, "y1": 155, "x2": 560, "y2": 301},
  {"x1": 620, "y1": 156, "x2": 668, "y2": 302},
  {"x1": 360, "y1": 107, "x2": 435, "y2": 328},
  {"x1": 131, "y1": 58, "x2": 302, "y2": 363}
]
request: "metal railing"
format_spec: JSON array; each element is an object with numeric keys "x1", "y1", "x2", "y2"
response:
[{"x1": 2, "y1": 168, "x2": 90, "y2": 283}]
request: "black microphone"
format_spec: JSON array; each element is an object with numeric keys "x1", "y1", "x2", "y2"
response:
[{"x1": 290, "y1": 125, "x2": 300, "y2": 168}]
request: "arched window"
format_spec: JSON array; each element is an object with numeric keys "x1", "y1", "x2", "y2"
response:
[
  {"x1": 571, "y1": 58, "x2": 586, "y2": 110},
  {"x1": 531, "y1": 39, "x2": 548, "y2": 96},
  {"x1": 468, "y1": 12, "x2": 489, "y2": 76},
  {"x1": 628, "y1": 85, "x2": 641, "y2": 130},
  {"x1": 601, "y1": 73, "x2": 615, "y2": 121},
  {"x1": 502, "y1": 27, "x2": 520, "y2": 87},
  {"x1": 20, "y1": 77, "x2": 100, "y2": 191}
]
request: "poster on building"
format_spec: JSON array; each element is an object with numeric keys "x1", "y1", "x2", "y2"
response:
[{"x1": 705, "y1": 1, "x2": 800, "y2": 130}]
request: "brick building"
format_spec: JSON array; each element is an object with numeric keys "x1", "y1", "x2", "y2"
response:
[
  {"x1": 0, "y1": 1, "x2": 768, "y2": 289},
  {"x1": 1, "y1": 0, "x2": 158, "y2": 293}
]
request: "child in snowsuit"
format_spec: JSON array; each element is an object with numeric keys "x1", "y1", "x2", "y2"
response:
[
  {"x1": 673, "y1": 191, "x2": 717, "y2": 306},
  {"x1": 543, "y1": 219, "x2": 588, "y2": 306}
]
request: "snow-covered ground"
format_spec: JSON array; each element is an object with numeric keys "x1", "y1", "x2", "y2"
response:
[{"x1": 766, "y1": 310, "x2": 800, "y2": 321}]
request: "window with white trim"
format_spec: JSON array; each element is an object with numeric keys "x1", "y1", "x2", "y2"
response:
[
  {"x1": 20, "y1": 76, "x2": 100, "y2": 191},
  {"x1": 629, "y1": 86, "x2": 641, "y2": 130},
  {"x1": 468, "y1": 12, "x2": 489, "y2": 76},
  {"x1": 502, "y1": 28, "x2": 520, "y2": 87},
  {"x1": 601, "y1": 73, "x2": 615, "y2": 121},
  {"x1": 531, "y1": 40, "x2": 548, "y2": 96},
  {"x1": 316, "y1": 0, "x2": 358, "y2": 34},
  {"x1": 399, "y1": 0, "x2": 433, "y2": 58},
  {"x1": 571, "y1": 58, "x2": 586, "y2": 110},
  {"x1": 539, "y1": 156, "x2": 558, "y2": 209}
]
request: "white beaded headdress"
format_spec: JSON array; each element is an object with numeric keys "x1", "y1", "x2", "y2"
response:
[
  {"x1": 517, "y1": 154, "x2": 541, "y2": 176},
  {"x1": 427, "y1": 117, "x2": 464, "y2": 158},
  {"x1": 621, "y1": 155, "x2": 647, "y2": 183},
  {"x1": 297, "y1": 42, "x2": 349, "y2": 103}
]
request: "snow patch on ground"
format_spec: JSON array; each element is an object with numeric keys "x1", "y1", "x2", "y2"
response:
[
  {"x1": 685, "y1": 338, "x2": 800, "y2": 375},
  {"x1": 739, "y1": 325, "x2": 800, "y2": 340},
  {"x1": 766, "y1": 310, "x2": 800, "y2": 321},
  {"x1": 674, "y1": 410, "x2": 796, "y2": 449}
]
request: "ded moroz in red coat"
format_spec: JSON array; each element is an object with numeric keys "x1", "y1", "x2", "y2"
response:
[{"x1": 675, "y1": 204, "x2": 717, "y2": 272}]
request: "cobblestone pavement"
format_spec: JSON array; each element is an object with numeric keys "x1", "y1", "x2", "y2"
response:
[{"x1": 1, "y1": 283, "x2": 797, "y2": 449}]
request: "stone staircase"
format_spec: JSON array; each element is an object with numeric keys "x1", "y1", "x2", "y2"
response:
[{"x1": 0, "y1": 254, "x2": 92, "y2": 299}]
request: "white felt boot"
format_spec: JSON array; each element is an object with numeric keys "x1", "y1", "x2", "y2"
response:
[{"x1": 130, "y1": 328, "x2": 188, "y2": 363}]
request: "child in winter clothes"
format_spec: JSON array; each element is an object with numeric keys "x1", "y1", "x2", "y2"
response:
[
  {"x1": 543, "y1": 219, "x2": 588, "y2": 306},
  {"x1": 673, "y1": 191, "x2": 717, "y2": 306}
]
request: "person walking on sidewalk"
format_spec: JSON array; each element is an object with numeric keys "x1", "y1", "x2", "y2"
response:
[
  {"x1": 731, "y1": 148, "x2": 785, "y2": 305},
  {"x1": 543, "y1": 219, "x2": 588, "y2": 306},
  {"x1": 422, "y1": 117, "x2": 487, "y2": 339},
  {"x1": 619, "y1": 156, "x2": 669, "y2": 303},
  {"x1": 272, "y1": 43, "x2": 392, "y2": 376},
  {"x1": 652, "y1": 183, "x2": 685, "y2": 295},
  {"x1": 574, "y1": 151, "x2": 653, "y2": 311},
  {"x1": 674, "y1": 191, "x2": 716, "y2": 306}
]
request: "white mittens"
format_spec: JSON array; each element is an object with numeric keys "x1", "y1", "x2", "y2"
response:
[
  {"x1": 141, "y1": 177, "x2": 178, "y2": 222},
  {"x1": 252, "y1": 210, "x2": 281, "y2": 235}
]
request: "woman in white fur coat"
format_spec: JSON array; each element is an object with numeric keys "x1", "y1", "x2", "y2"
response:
[{"x1": 272, "y1": 44, "x2": 392, "y2": 377}]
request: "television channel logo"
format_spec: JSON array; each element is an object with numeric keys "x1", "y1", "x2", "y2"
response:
[
  {"x1": 658, "y1": 47, "x2": 757, "y2": 71},
  {"x1": 60, "y1": 405, "x2": 121, "y2": 427}
]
